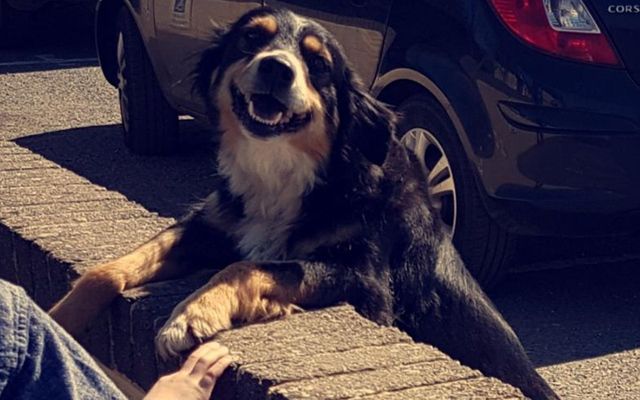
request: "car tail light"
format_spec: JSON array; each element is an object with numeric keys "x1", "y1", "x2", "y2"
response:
[{"x1": 489, "y1": 0, "x2": 620, "y2": 65}]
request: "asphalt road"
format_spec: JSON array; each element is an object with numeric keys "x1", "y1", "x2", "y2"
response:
[{"x1": 1, "y1": 33, "x2": 639, "y2": 400}]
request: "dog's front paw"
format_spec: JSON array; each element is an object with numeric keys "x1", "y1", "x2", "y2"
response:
[
  {"x1": 155, "y1": 301, "x2": 232, "y2": 359},
  {"x1": 155, "y1": 261, "x2": 305, "y2": 358}
]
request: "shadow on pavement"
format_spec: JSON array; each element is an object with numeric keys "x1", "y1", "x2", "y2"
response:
[
  {"x1": 493, "y1": 260, "x2": 640, "y2": 368},
  {"x1": 14, "y1": 120, "x2": 218, "y2": 219}
]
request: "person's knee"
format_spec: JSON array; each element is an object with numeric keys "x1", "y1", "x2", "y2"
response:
[{"x1": 0, "y1": 279, "x2": 30, "y2": 308}]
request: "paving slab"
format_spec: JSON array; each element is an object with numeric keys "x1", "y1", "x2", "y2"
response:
[
  {"x1": 243, "y1": 342, "x2": 446, "y2": 381},
  {"x1": 0, "y1": 198, "x2": 141, "y2": 217},
  {"x1": 0, "y1": 138, "x2": 525, "y2": 399},
  {"x1": 269, "y1": 358, "x2": 480, "y2": 399},
  {"x1": 355, "y1": 377, "x2": 526, "y2": 400}
]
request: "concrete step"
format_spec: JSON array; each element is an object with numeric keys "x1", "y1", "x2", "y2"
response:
[{"x1": 0, "y1": 138, "x2": 525, "y2": 399}]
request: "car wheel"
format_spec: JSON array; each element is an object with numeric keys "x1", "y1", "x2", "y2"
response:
[
  {"x1": 397, "y1": 94, "x2": 515, "y2": 287},
  {"x1": 116, "y1": 8, "x2": 179, "y2": 155}
]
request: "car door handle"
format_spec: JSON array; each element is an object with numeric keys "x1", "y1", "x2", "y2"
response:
[{"x1": 350, "y1": 0, "x2": 367, "y2": 7}]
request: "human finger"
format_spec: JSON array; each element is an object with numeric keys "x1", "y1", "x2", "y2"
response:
[
  {"x1": 189, "y1": 344, "x2": 230, "y2": 377},
  {"x1": 199, "y1": 355, "x2": 234, "y2": 390},
  {"x1": 181, "y1": 341, "x2": 222, "y2": 374}
]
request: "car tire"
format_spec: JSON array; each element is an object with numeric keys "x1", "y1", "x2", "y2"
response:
[
  {"x1": 116, "y1": 8, "x2": 179, "y2": 155},
  {"x1": 397, "y1": 94, "x2": 515, "y2": 287}
]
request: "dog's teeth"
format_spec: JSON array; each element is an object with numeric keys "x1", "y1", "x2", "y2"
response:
[
  {"x1": 270, "y1": 112, "x2": 283, "y2": 125},
  {"x1": 255, "y1": 112, "x2": 282, "y2": 125},
  {"x1": 248, "y1": 101, "x2": 283, "y2": 125},
  {"x1": 281, "y1": 111, "x2": 293, "y2": 124}
]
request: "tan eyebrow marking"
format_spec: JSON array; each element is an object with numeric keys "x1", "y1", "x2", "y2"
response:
[
  {"x1": 247, "y1": 15, "x2": 278, "y2": 35},
  {"x1": 302, "y1": 35, "x2": 333, "y2": 63}
]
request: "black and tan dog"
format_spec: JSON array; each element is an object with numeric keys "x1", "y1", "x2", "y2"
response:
[{"x1": 50, "y1": 8, "x2": 558, "y2": 399}]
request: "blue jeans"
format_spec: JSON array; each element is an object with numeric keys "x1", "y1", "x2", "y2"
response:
[{"x1": 0, "y1": 280, "x2": 127, "y2": 400}]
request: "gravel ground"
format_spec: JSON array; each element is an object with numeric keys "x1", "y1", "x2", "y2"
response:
[{"x1": 0, "y1": 67, "x2": 119, "y2": 140}]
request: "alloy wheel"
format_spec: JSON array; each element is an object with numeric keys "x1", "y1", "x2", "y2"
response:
[{"x1": 401, "y1": 128, "x2": 458, "y2": 236}]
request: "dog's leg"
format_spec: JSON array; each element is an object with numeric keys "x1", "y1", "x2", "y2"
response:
[
  {"x1": 404, "y1": 240, "x2": 559, "y2": 400},
  {"x1": 155, "y1": 260, "x2": 348, "y2": 358},
  {"x1": 50, "y1": 225, "x2": 188, "y2": 336}
]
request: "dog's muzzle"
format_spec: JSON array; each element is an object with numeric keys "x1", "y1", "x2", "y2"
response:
[{"x1": 231, "y1": 55, "x2": 313, "y2": 138}]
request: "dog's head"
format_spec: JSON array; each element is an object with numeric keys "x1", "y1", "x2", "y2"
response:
[{"x1": 196, "y1": 7, "x2": 395, "y2": 168}]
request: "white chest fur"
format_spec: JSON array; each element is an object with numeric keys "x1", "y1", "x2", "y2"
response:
[{"x1": 217, "y1": 134, "x2": 318, "y2": 260}]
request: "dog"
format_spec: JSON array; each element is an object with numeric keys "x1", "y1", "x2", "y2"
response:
[{"x1": 50, "y1": 7, "x2": 558, "y2": 400}]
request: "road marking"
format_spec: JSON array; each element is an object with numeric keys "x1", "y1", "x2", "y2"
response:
[{"x1": 0, "y1": 57, "x2": 97, "y2": 68}]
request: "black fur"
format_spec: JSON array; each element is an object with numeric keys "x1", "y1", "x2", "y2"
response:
[{"x1": 171, "y1": 8, "x2": 558, "y2": 400}]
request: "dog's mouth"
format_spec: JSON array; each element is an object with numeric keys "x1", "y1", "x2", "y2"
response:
[{"x1": 231, "y1": 84, "x2": 312, "y2": 137}]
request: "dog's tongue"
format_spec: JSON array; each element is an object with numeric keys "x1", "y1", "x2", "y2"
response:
[{"x1": 249, "y1": 94, "x2": 286, "y2": 125}]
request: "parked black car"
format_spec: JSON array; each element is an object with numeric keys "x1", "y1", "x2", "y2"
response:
[
  {"x1": 95, "y1": 0, "x2": 640, "y2": 285},
  {"x1": 0, "y1": 0, "x2": 95, "y2": 45}
]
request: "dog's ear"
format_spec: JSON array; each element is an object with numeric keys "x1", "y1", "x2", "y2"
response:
[
  {"x1": 338, "y1": 67, "x2": 396, "y2": 166},
  {"x1": 193, "y1": 25, "x2": 230, "y2": 102}
]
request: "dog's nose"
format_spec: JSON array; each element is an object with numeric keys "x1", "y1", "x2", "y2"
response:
[{"x1": 258, "y1": 57, "x2": 294, "y2": 88}]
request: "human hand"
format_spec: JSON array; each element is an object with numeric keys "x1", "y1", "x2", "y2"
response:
[{"x1": 145, "y1": 341, "x2": 233, "y2": 400}]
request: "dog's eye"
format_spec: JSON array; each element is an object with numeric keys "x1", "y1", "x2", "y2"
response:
[
  {"x1": 240, "y1": 28, "x2": 270, "y2": 51},
  {"x1": 307, "y1": 56, "x2": 330, "y2": 75},
  {"x1": 244, "y1": 29, "x2": 261, "y2": 42}
]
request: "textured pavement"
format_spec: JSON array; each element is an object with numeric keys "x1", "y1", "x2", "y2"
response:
[{"x1": 2, "y1": 63, "x2": 640, "y2": 399}]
